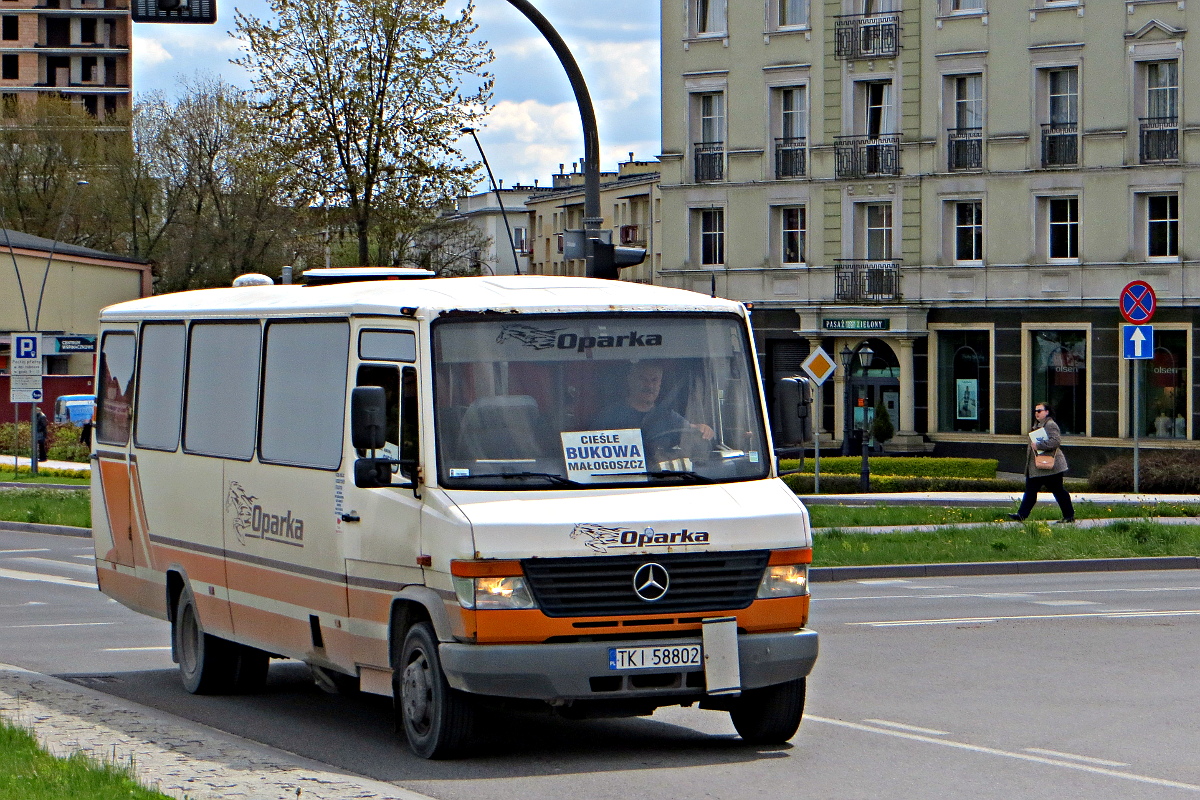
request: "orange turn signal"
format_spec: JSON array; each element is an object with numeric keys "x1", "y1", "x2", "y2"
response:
[
  {"x1": 769, "y1": 547, "x2": 813, "y2": 565},
  {"x1": 450, "y1": 559, "x2": 524, "y2": 578}
]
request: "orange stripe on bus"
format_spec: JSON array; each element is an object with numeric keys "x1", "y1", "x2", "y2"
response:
[
  {"x1": 97, "y1": 460, "x2": 134, "y2": 566},
  {"x1": 472, "y1": 595, "x2": 810, "y2": 644},
  {"x1": 225, "y1": 559, "x2": 348, "y2": 617}
]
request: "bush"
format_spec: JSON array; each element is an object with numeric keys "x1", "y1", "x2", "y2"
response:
[
  {"x1": 871, "y1": 402, "x2": 894, "y2": 443},
  {"x1": 779, "y1": 456, "x2": 998, "y2": 479},
  {"x1": 782, "y1": 473, "x2": 1024, "y2": 494},
  {"x1": 1088, "y1": 450, "x2": 1200, "y2": 493},
  {"x1": 0, "y1": 421, "x2": 90, "y2": 463}
]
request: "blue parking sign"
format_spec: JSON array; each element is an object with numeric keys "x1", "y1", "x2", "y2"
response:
[{"x1": 1122, "y1": 325, "x2": 1154, "y2": 360}]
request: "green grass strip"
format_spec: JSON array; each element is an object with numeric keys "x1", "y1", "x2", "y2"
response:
[
  {"x1": 0, "y1": 489, "x2": 91, "y2": 528},
  {"x1": 807, "y1": 500, "x2": 1200, "y2": 529},
  {"x1": 0, "y1": 717, "x2": 171, "y2": 800}
]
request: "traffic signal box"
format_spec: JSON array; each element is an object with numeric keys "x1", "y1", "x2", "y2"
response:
[{"x1": 132, "y1": 0, "x2": 216, "y2": 24}]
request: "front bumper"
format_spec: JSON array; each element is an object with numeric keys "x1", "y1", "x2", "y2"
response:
[{"x1": 439, "y1": 628, "x2": 818, "y2": 701}]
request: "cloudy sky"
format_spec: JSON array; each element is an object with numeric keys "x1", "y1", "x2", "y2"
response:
[{"x1": 132, "y1": 0, "x2": 662, "y2": 188}]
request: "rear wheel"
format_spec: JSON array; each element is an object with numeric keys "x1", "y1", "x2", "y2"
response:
[
  {"x1": 729, "y1": 678, "x2": 806, "y2": 745},
  {"x1": 396, "y1": 622, "x2": 475, "y2": 759},
  {"x1": 173, "y1": 589, "x2": 269, "y2": 694}
]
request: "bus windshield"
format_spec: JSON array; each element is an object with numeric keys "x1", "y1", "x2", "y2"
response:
[{"x1": 433, "y1": 313, "x2": 770, "y2": 488}]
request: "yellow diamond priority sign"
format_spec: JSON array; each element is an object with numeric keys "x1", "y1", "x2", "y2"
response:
[{"x1": 801, "y1": 347, "x2": 836, "y2": 386}]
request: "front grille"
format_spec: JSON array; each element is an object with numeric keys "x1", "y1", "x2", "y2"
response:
[{"x1": 522, "y1": 551, "x2": 768, "y2": 617}]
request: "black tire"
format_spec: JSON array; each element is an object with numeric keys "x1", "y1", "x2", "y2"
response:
[
  {"x1": 396, "y1": 622, "x2": 475, "y2": 759},
  {"x1": 173, "y1": 589, "x2": 238, "y2": 695},
  {"x1": 729, "y1": 678, "x2": 806, "y2": 745}
]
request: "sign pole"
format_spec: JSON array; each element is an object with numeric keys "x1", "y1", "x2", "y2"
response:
[
  {"x1": 1133, "y1": 364, "x2": 1140, "y2": 494},
  {"x1": 812, "y1": 391, "x2": 821, "y2": 494},
  {"x1": 29, "y1": 403, "x2": 36, "y2": 476},
  {"x1": 1120, "y1": 281, "x2": 1156, "y2": 494}
]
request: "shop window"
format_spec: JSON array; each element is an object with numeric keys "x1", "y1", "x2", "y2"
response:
[
  {"x1": 1132, "y1": 329, "x2": 1188, "y2": 439},
  {"x1": 936, "y1": 330, "x2": 990, "y2": 432},
  {"x1": 1031, "y1": 329, "x2": 1087, "y2": 435}
]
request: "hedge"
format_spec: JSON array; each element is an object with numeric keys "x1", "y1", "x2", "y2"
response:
[
  {"x1": 779, "y1": 456, "x2": 999, "y2": 479},
  {"x1": 782, "y1": 473, "x2": 1024, "y2": 494},
  {"x1": 1088, "y1": 451, "x2": 1200, "y2": 494}
]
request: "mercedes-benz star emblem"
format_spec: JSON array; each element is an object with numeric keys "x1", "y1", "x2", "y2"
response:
[{"x1": 632, "y1": 562, "x2": 669, "y2": 602}]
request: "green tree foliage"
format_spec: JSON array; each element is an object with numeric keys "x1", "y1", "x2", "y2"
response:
[{"x1": 234, "y1": 0, "x2": 494, "y2": 266}]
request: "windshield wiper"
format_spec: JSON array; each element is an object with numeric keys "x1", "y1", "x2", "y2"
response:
[
  {"x1": 456, "y1": 472, "x2": 582, "y2": 487},
  {"x1": 646, "y1": 469, "x2": 715, "y2": 484}
]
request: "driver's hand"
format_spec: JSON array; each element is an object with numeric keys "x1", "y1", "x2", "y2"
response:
[{"x1": 691, "y1": 422, "x2": 715, "y2": 440}]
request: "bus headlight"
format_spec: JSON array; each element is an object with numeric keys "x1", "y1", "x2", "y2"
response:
[
  {"x1": 453, "y1": 575, "x2": 537, "y2": 610},
  {"x1": 757, "y1": 564, "x2": 809, "y2": 598}
]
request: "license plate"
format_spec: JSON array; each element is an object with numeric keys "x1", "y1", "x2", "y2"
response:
[{"x1": 609, "y1": 644, "x2": 702, "y2": 670}]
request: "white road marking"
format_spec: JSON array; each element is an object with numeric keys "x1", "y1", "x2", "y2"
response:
[
  {"x1": 863, "y1": 719, "x2": 949, "y2": 736},
  {"x1": 0, "y1": 566, "x2": 97, "y2": 589},
  {"x1": 14, "y1": 557, "x2": 97, "y2": 575},
  {"x1": 0, "y1": 548, "x2": 51, "y2": 555},
  {"x1": 1024, "y1": 748, "x2": 1130, "y2": 768},
  {"x1": 1030, "y1": 600, "x2": 1097, "y2": 606},
  {"x1": 73, "y1": 555, "x2": 95, "y2": 561},
  {"x1": 5, "y1": 622, "x2": 116, "y2": 629},
  {"x1": 816, "y1": 586, "x2": 1200, "y2": 602},
  {"x1": 809, "y1": 716, "x2": 1200, "y2": 792},
  {"x1": 102, "y1": 646, "x2": 172, "y2": 652},
  {"x1": 850, "y1": 609, "x2": 1200, "y2": 627}
]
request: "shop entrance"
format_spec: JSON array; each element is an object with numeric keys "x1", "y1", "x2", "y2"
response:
[{"x1": 842, "y1": 339, "x2": 900, "y2": 455}]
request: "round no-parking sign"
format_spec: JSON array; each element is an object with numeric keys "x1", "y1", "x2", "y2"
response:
[{"x1": 1120, "y1": 281, "x2": 1156, "y2": 324}]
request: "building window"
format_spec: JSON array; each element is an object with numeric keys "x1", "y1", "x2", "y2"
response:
[
  {"x1": 777, "y1": 0, "x2": 809, "y2": 28},
  {"x1": 1140, "y1": 60, "x2": 1179, "y2": 163},
  {"x1": 1031, "y1": 329, "x2": 1086, "y2": 436},
  {"x1": 782, "y1": 207, "x2": 806, "y2": 265},
  {"x1": 0, "y1": 15, "x2": 15, "y2": 39},
  {"x1": 864, "y1": 203, "x2": 893, "y2": 261},
  {"x1": 81, "y1": 56, "x2": 96, "y2": 82},
  {"x1": 774, "y1": 85, "x2": 807, "y2": 178},
  {"x1": 0, "y1": 54, "x2": 15, "y2": 80},
  {"x1": 954, "y1": 200, "x2": 983, "y2": 262},
  {"x1": 1042, "y1": 67, "x2": 1078, "y2": 167},
  {"x1": 694, "y1": 92, "x2": 724, "y2": 182},
  {"x1": 950, "y1": 0, "x2": 984, "y2": 10},
  {"x1": 1133, "y1": 329, "x2": 1188, "y2": 439},
  {"x1": 1147, "y1": 194, "x2": 1178, "y2": 259},
  {"x1": 1047, "y1": 196, "x2": 1078, "y2": 261},
  {"x1": 936, "y1": 329, "x2": 990, "y2": 433},
  {"x1": 694, "y1": 0, "x2": 726, "y2": 36},
  {"x1": 698, "y1": 208, "x2": 725, "y2": 266},
  {"x1": 512, "y1": 226, "x2": 528, "y2": 254},
  {"x1": 836, "y1": 80, "x2": 898, "y2": 177},
  {"x1": 947, "y1": 73, "x2": 983, "y2": 170},
  {"x1": 80, "y1": 17, "x2": 96, "y2": 44}
]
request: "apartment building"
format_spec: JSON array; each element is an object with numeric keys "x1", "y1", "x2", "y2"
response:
[
  {"x1": 0, "y1": 0, "x2": 130, "y2": 119},
  {"x1": 659, "y1": 0, "x2": 1198, "y2": 470},
  {"x1": 451, "y1": 183, "x2": 556, "y2": 276},
  {"x1": 526, "y1": 156, "x2": 662, "y2": 285}
]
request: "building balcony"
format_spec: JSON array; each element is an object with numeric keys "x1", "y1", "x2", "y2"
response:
[
  {"x1": 1139, "y1": 116, "x2": 1178, "y2": 164},
  {"x1": 834, "y1": 134, "x2": 900, "y2": 178},
  {"x1": 947, "y1": 127, "x2": 982, "y2": 171},
  {"x1": 619, "y1": 224, "x2": 644, "y2": 245},
  {"x1": 834, "y1": 260, "x2": 901, "y2": 303},
  {"x1": 774, "y1": 137, "x2": 806, "y2": 179},
  {"x1": 694, "y1": 141, "x2": 724, "y2": 182},
  {"x1": 1040, "y1": 123, "x2": 1078, "y2": 167},
  {"x1": 834, "y1": 14, "x2": 899, "y2": 60}
]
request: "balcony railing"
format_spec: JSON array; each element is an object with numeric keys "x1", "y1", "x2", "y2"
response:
[
  {"x1": 694, "y1": 141, "x2": 724, "y2": 182},
  {"x1": 947, "y1": 127, "x2": 982, "y2": 171},
  {"x1": 1041, "y1": 123, "x2": 1078, "y2": 167},
  {"x1": 1139, "y1": 116, "x2": 1178, "y2": 163},
  {"x1": 834, "y1": 14, "x2": 900, "y2": 60},
  {"x1": 774, "y1": 137, "x2": 806, "y2": 179},
  {"x1": 834, "y1": 134, "x2": 900, "y2": 178},
  {"x1": 835, "y1": 260, "x2": 901, "y2": 303}
]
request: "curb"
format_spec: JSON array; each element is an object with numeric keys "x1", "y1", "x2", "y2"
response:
[
  {"x1": 0, "y1": 482, "x2": 88, "y2": 491},
  {"x1": 810, "y1": 555, "x2": 1200, "y2": 582},
  {"x1": 0, "y1": 521, "x2": 91, "y2": 537}
]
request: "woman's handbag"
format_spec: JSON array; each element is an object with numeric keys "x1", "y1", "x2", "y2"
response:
[{"x1": 1034, "y1": 451, "x2": 1056, "y2": 470}]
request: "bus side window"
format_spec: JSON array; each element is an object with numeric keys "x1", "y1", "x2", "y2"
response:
[{"x1": 400, "y1": 366, "x2": 418, "y2": 480}]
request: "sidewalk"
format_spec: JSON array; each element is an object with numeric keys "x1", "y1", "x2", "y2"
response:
[
  {"x1": 0, "y1": 663, "x2": 432, "y2": 800},
  {"x1": 800, "y1": 491, "x2": 1200, "y2": 506},
  {"x1": 0, "y1": 453, "x2": 90, "y2": 474}
]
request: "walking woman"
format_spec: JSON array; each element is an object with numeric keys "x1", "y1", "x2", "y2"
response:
[{"x1": 1008, "y1": 401, "x2": 1075, "y2": 523}]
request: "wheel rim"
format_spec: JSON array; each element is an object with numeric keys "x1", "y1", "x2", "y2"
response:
[
  {"x1": 402, "y1": 649, "x2": 434, "y2": 737},
  {"x1": 178, "y1": 603, "x2": 200, "y2": 677}
]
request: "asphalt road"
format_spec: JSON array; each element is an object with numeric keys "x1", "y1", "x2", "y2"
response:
[{"x1": 2, "y1": 527, "x2": 1198, "y2": 800}]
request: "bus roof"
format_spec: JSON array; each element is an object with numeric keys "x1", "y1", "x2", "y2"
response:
[{"x1": 99, "y1": 276, "x2": 746, "y2": 321}]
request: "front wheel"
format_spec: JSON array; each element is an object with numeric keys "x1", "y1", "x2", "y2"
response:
[
  {"x1": 729, "y1": 678, "x2": 806, "y2": 745},
  {"x1": 396, "y1": 622, "x2": 476, "y2": 759}
]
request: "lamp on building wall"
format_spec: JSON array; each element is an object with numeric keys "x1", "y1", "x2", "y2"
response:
[
  {"x1": 461, "y1": 127, "x2": 521, "y2": 275},
  {"x1": 840, "y1": 342, "x2": 874, "y2": 490}
]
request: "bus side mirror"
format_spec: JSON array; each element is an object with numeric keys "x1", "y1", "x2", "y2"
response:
[
  {"x1": 354, "y1": 458, "x2": 393, "y2": 489},
  {"x1": 351, "y1": 386, "x2": 388, "y2": 450}
]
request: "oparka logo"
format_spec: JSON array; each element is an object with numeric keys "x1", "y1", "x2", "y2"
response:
[
  {"x1": 225, "y1": 481, "x2": 304, "y2": 548},
  {"x1": 496, "y1": 324, "x2": 663, "y2": 354},
  {"x1": 570, "y1": 523, "x2": 710, "y2": 553}
]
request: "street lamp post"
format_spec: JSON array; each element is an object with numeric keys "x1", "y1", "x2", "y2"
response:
[
  {"x1": 840, "y1": 345, "x2": 854, "y2": 458},
  {"x1": 841, "y1": 343, "x2": 874, "y2": 492},
  {"x1": 461, "y1": 127, "x2": 520, "y2": 275}
]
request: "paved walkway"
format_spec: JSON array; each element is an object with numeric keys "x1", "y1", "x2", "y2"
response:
[
  {"x1": 0, "y1": 664, "x2": 432, "y2": 800},
  {"x1": 0, "y1": 454, "x2": 89, "y2": 474}
]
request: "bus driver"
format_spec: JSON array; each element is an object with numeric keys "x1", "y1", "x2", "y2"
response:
[{"x1": 591, "y1": 361, "x2": 715, "y2": 455}]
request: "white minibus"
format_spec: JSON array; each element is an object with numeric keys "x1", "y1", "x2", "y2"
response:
[{"x1": 90, "y1": 274, "x2": 818, "y2": 758}]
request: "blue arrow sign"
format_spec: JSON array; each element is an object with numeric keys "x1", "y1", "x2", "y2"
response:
[{"x1": 1122, "y1": 325, "x2": 1154, "y2": 359}]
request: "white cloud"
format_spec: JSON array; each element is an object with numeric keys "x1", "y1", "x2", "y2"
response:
[{"x1": 132, "y1": 36, "x2": 173, "y2": 69}]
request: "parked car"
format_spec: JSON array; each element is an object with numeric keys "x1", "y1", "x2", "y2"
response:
[{"x1": 54, "y1": 394, "x2": 95, "y2": 425}]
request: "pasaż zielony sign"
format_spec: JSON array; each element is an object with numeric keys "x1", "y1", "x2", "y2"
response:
[{"x1": 822, "y1": 318, "x2": 889, "y2": 331}]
